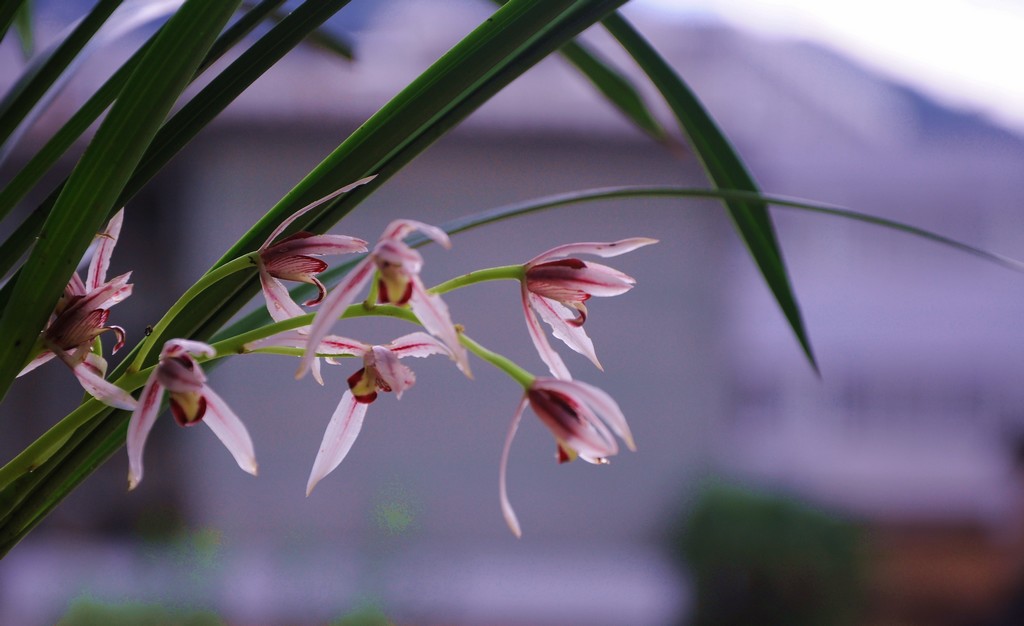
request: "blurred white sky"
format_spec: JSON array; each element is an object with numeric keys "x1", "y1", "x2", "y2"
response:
[{"x1": 636, "y1": 0, "x2": 1024, "y2": 132}]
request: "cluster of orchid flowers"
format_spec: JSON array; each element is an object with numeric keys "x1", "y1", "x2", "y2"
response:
[{"x1": 18, "y1": 180, "x2": 655, "y2": 537}]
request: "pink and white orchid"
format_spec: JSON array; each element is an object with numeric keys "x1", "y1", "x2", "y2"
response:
[
  {"x1": 500, "y1": 377, "x2": 636, "y2": 538},
  {"x1": 521, "y1": 238, "x2": 657, "y2": 380},
  {"x1": 126, "y1": 339, "x2": 257, "y2": 490},
  {"x1": 257, "y1": 178, "x2": 373, "y2": 323},
  {"x1": 18, "y1": 209, "x2": 136, "y2": 410},
  {"x1": 302, "y1": 331, "x2": 450, "y2": 496},
  {"x1": 297, "y1": 220, "x2": 470, "y2": 380}
]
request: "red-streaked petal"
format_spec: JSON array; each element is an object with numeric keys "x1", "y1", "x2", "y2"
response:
[
  {"x1": 65, "y1": 273, "x2": 86, "y2": 298},
  {"x1": 109, "y1": 325, "x2": 127, "y2": 353},
  {"x1": 529, "y1": 293, "x2": 601, "y2": 371},
  {"x1": 266, "y1": 233, "x2": 367, "y2": 257},
  {"x1": 526, "y1": 263, "x2": 635, "y2": 300},
  {"x1": 66, "y1": 352, "x2": 138, "y2": 410},
  {"x1": 18, "y1": 350, "x2": 56, "y2": 377},
  {"x1": 164, "y1": 339, "x2": 216, "y2": 359},
  {"x1": 527, "y1": 385, "x2": 617, "y2": 461},
  {"x1": 306, "y1": 391, "x2": 368, "y2": 496},
  {"x1": 302, "y1": 277, "x2": 328, "y2": 307},
  {"x1": 521, "y1": 285, "x2": 572, "y2": 381},
  {"x1": 526, "y1": 237, "x2": 658, "y2": 266},
  {"x1": 297, "y1": 257, "x2": 374, "y2": 379},
  {"x1": 126, "y1": 374, "x2": 165, "y2": 490},
  {"x1": 369, "y1": 346, "x2": 416, "y2": 399},
  {"x1": 382, "y1": 219, "x2": 451, "y2": 249},
  {"x1": 263, "y1": 255, "x2": 328, "y2": 281},
  {"x1": 259, "y1": 266, "x2": 306, "y2": 322},
  {"x1": 261, "y1": 176, "x2": 377, "y2": 249},
  {"x1": 409, "y1": 280, "x2": 470, "y2": 377},
  {"x1": 387, "y1": 331, "x2": 451, "y2": 359},
  {"x1": 155, "y1": 355, "x2": 206, "y2": 392},
  {"x1": 86, "y1": 209, "x2": 124, "y2": 291},
  {"x1": 535, "y1": 378, "x2": 635, "y2": 452},
  {"x1": 201, "y1": 385, "x2": 258, "y2": 477},
  {"x1": 500, "y1": 395, "x2": 529, "y2": 539}
]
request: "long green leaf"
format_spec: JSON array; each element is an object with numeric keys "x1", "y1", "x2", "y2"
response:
[
  {"x1": 602, "y1": 13, "x2": 817, "y2": 371},
  {"x1": 559, "y1": 39, "x2": 665, "y2": 141},
  {"x1": 0, "y1": 0, "x2": 123, "y2": 154},
  {"x1": 0, "y1": 0, "x2": 242, "y2": 403},
  {"x1": 12, "y1": 0, "x2": 31, "y2": 58},
  {"x1": 259, "y1": 2, "x2": 354, "y2": 60},
  {"x1": 489, "y1": 0, "x2": 664, "y2": 142}
]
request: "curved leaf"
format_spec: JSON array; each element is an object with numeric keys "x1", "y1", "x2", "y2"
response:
[{"x1": 602, "y1": 13, "x2": 817, "y2": 371}]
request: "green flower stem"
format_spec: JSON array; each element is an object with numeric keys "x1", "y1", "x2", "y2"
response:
[
  {"x1": 128, "y1": 253, "x2": 259, "y2": 373},
  {"x1": 429, "y1": 264, "x2": 524, "y2": 295},
  {"x1": 210, "y1": 304, "x2": 420, "y2": 356},
  {"x1": 461, "y1": 334, "x2": 534, "y2": 389},
  {"x1": 0, "y1": 366, "x2": 154, "y2": 492}
]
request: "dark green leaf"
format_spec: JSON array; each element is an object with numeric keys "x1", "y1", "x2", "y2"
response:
[
  {"x1": 12, "y1": 0, "x2": 31, "y2": 58},
  {"x1": 559, "y1": 40, "x2": 665, "y2": 141},
  {"x1": 0, "y1": 0, "x2": 123, "y2": 155},
  {"x1": 602, "y1": 13, "x2": 817, "y2": 371}
]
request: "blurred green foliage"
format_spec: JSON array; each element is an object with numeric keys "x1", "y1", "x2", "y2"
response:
[
  {"x1": 56, "y1": 596, "x2": 223, "y2": 626},
  {"x1": 672, "y1": 482, "x2": 865, "y2": 626}
]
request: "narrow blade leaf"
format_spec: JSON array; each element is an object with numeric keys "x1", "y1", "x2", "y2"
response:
[{"x1": 603, "y1": 12, "x2": 817, "y2": 371}]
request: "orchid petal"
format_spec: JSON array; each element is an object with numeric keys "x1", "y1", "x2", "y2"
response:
[
  {"x1": 71, "y1": 358, "x2": 138, "y2": 411},
  {"x1": 54, "y1": 348, "x2": 137, "y2": 410},
  {"x1": 67, "y1": 272, "x2": 132, "y2": 316},
  {"x1": 261, "y1": 176, "x2": 376, "y2": 248},
  {"x1": 164, "y1": 339, "x2": 216, "y2": 359},
  {"x1": 267, "y1": 233, "x2": 367, "y2": 257},
  {"x1": 386, "y1": 331, "x2": 451, "y2": 359},
  {"x1": 526, "y1": 237, "x2": 657, "y2": 266},
  {"x1": 201, "y1": 385, "x2": 258, "y2": 477},
  {"x1": 317, "y1": 335, "x2": 371, "y2": 356},
  {"x1": 306, "y1": 391, "x2": 368, "y2": 496},
  {"x1": 536, "y1": 378, "x2": 635, "y2": 451},
  {"x1": 86, "y1": 209, "x2": 124, "y2": 291},
  {"x1": 126, "y1": 374, "x2": 165, "y2": 490},
  {"x1": 382, "y1": 219, "x2": 451, "y2": 249},
  {"x1": 65, "y1": 273, "x2": 86, "y2": 299},
  {"x1": 409, "y1": 280, "x2": 470, "y2": 377},
  {"x1": 263, "y1": 254, "x2": 328, "y2": 281},
  {"x1": 74, "y1": 364, "x2": 139, "y2": 411},
  {"x1": 527, "y1": 382, "x2": 618, "y2": 460},
  {"x1": 527, "y1": 263, "x2": 636, "y2": 299},
  {"x1": 521, "y1": 285, "x2": 572, "y2": 380},
  {"x1": 369, "y1": 346, "x2": 416, "y2": 399},
  {"x1": 529, "y1": 293, "x2": 600, "y2": 371},
  {"x1": 17, "y1": 350, "x2": 56, "y2": 377},
  {"x1": 298, "y1": 257, "x2": 375, "y2": 379},
  {"x1": 500, "y1": 396, "x2": 529, "y2": 539},
  {"x1": 259, "y1": 266, "x2": 306, "y2": 322}
]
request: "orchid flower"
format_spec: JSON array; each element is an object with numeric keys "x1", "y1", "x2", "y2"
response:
[
  {"x1": 126, "y1": 339, "x2": 257, "y2": 490},
  {"x1": 18, "y1": 209, "x2": 136, "y2": 410},
  {"x1": 302, "y1": 331, "x2": 451, "y2": 496},
  {"x1": 521, "y1": 238, "x2": 657, "y2": 380},
  {"x1": 257, "y1": 180, "x2": 372, "y2": 322},
  {"x1": 297, "y1": 220, "x2": 470, "y2": 380},
  {"x1": 500, "y1": 377, "x2": 636, "y2": 538}
]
